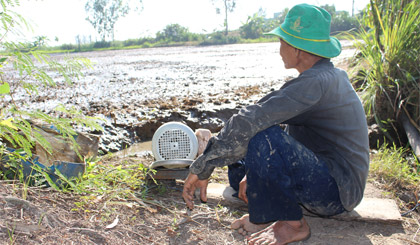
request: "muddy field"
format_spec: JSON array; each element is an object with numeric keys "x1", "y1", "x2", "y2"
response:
[{"x1": 8, "y1": 42, "x2": 354, "y2": 153}]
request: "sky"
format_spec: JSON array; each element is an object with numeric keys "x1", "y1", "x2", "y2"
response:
[{"x1": 10, "y1": 0, "x2": 370, "y2": 45}]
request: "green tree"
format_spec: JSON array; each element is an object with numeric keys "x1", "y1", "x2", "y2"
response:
[
  {"x1": 212, "y1": 0, "x2": 236, "y2": 35},
  {"x1": 85, "y1": 0, "x2": 142, "y2": 41},
  {"x1": 32, "y1": 35, "x2": 48, "y2": 48},
  {"x1": 330, "y1": 10, "x2": 359, "y2": 33},
  {"x1": 239, "y1": 8, "x2": 281, "y2": 39},
  {"x1": 156, "y1": 24, "x2": 190, "y2": 42},
  {"x1": 274, "y1": 8, "x2": 289, "y2": 24},
  {"x1": 320, "y1": 4, "x2": 337, "y2": 17},
  {"x1": 239, "y1": 8, "x2": 277, "y2": 39},
  {"x1": 240, "y1": 13, "x2": 264, "y2": 39},
  {"x1": 319, "y1": 5, "x2": 359, "y2": 33}
]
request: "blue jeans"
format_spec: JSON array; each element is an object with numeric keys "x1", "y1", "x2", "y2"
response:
[{"x1": 228, "y1": 125, "x2": 345, "y2": 224}]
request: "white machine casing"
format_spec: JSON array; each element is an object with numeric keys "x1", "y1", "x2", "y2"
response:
[{"x1": 150, "y1": 122, "x2": 198, "y2": 169}]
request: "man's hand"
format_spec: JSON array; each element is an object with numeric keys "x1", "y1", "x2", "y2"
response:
[
  {"x1": 182, "y1": 173, "x2": 209, "y2": 210},
  {"x1": 238, "y1": 175, "x2": 248, "y2": 204}
]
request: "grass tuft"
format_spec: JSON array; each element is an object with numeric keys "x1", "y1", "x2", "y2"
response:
[{"x1": 370, "y1": 143, "x2": 420, "y2": 190}]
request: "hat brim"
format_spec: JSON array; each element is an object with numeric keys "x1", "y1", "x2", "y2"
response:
[{"x1": 264, "y1": 27, "x2": 341, "y2": 58}]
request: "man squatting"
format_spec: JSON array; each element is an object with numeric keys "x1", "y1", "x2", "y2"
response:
[{"x1": 182, "y1": 3, "x2": 369, "y2": 244}]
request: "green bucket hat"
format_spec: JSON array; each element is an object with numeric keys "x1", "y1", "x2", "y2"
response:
[{"x1": 265, "y1": 4, "x2": 341, "y2": 58}]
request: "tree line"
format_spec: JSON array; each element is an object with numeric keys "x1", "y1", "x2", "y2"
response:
[
  {"x1": 49, "y1": 2, "x2": 359, "y2": 52},
  {"x1": 84, "y1": 0, "x2": 237, "y2": 42}
]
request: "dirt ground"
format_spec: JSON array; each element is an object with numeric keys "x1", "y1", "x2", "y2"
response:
[{"x1": 1, "y1": 152, "x2": 419, "y2": 245}]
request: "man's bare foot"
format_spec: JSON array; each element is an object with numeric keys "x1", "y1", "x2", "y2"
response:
[
  {"x1": 231, "y1": 214, "x2": 271, "y2": 236},
  {"x1": 247, "y1": 217, "x2": 311, "y2": 245}
]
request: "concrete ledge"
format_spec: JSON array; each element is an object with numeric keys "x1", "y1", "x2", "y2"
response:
[
  {"x1": 202, "y1": 183, "x2": 403, "y2": 224},
  {"x1": 331, "y1": 197, "x2": 402, "y2": 224}
]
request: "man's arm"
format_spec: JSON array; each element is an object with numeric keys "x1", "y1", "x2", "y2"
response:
[{"x1": 189, "y1": 77, "x2": 323, "y2": 179}]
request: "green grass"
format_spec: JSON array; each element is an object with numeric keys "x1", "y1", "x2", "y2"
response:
[
  {"x1": 370, "y1": 143, "x2": 420, "y2": 189},
  {"x1": 1, "y1": 153, "x2": 158, "y2": 209},
  {"x1": 65, "y1": 156, "x2": 156, "y2": 198}
]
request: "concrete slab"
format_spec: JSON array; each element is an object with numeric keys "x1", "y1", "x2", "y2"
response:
[
  {"x1": 202, "y1": 183, "x2": 403, "y2": 224},
  {"x1": 332, "y1": 197, "x2": 403, "y2": 224},
  {"x1": 205, "y1": 183, "x2": 245, "y2": 208}
]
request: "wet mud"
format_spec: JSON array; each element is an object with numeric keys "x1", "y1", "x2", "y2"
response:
[{"x1": 8, "y1": 42, "x2": 355, "y2": 154}]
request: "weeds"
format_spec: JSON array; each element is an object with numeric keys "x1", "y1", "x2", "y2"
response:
[
  {"x1": 6, "y1": 223, "x2": 15, "y2": 244},
  {"x1": 41, "y1": 157, "x2": 155, "y2": 212},
  {"x1": 1, "y1": 151, "x2": 157, "y2": 214},
  {"x1": 349, "y1": 0, "x2": 420, "y2": 144},
  {"x1": 73, "y1": 158, "x2": 154, "y2": 192},
  {"x1": 370, "y1": 143, "x2": 420, "y2": 190}
]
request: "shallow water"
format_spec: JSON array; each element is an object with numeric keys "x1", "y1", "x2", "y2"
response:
[{"x1": 114, "y1": 140, "x2": 152, "y2": 157}]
